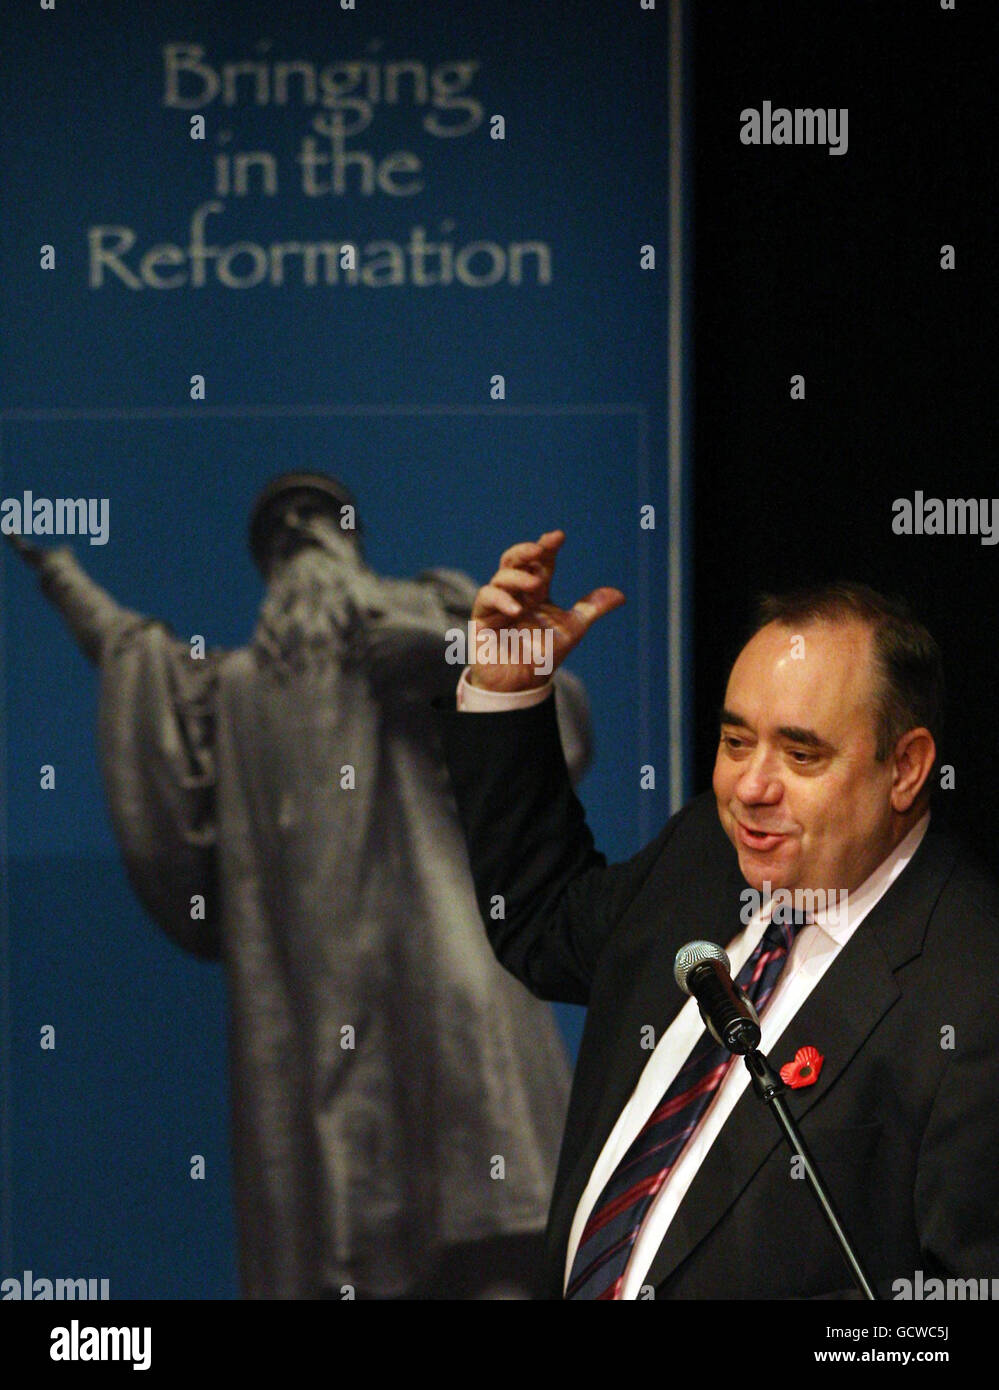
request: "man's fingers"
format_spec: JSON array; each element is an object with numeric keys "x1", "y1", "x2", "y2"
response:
[
  {"x1": 472, "y1": 583, "x2": 523, "y2": 619},
  {"x1": 474, "y1": 533, "x2": 621, "y2": 644},
  {"x1": 489, "y1": 566, "x2": 544, "y2": 594},
  {"x1": 570, "y1": 587, "x2": 627, "y2": 632},
  {"x1": 498, "y1": 530, "x2": 565, "y2": 573},
  {"x1": 498, "y1": 541, "x2": 542, "y2": 570}
]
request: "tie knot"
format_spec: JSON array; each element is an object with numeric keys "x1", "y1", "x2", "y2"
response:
[{"x1": 762, "y1": 906, "x2": 809, "y2": 951}]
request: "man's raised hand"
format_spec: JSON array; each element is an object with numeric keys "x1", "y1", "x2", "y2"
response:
[{"x1": 467, "y1": 530, "x2": 625, "y2": 693}]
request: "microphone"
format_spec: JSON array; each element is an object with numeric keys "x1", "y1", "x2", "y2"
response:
[{"x1": 674, "y1": 941, "x2": 761, "y2": 1055}]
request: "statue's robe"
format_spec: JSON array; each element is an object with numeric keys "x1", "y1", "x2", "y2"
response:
[{"x1": 36, "y1": 549, "x2": 589, "y2": 1297}]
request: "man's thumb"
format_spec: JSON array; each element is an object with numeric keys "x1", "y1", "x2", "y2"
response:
[{"x1": 570, "y1": 587, "x2": 626, "y2": 631}]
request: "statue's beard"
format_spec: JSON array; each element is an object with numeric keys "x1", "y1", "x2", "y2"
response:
[{"x1": 252, "y1": 538, "x2": 369, "y2": 677}]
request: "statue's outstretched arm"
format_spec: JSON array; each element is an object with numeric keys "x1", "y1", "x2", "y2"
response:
[
  {"x1": 6, "y1": 535, "x2": 147, "y2": 664},
  {"x1": 6, "y1": 533, "x2": 224, "y2": 960}
]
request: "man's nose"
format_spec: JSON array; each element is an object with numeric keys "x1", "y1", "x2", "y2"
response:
[{"x1": 734, "y1": 748, "x2": 783, "y2": 803}]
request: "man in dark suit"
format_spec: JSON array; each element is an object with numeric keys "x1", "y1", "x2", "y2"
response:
[{"x1": 438, "y1": 529, "x2": 999, "y2": 1299}]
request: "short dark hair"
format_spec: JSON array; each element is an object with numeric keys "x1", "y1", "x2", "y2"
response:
[{"x1": 750, "y1": 582, "x2": 945, "y2": 762}]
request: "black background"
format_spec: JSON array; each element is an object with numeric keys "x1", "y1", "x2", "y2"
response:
[{"x1": 691, "y1": 1, "x2": 996, "y2": 870}]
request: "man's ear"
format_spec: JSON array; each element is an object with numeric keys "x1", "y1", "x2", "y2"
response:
[{"x1": 890, "y1": 727, "x2": 936, "y2": 812}]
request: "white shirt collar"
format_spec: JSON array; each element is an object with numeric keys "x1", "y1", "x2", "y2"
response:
[{"x1": 809, "y1": 811, "x2": 931, "y2": 943}]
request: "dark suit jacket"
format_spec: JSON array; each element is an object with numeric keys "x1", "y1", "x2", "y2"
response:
[{"x1": 439, "y1": 693, "x2": 999, "y2": 1299}]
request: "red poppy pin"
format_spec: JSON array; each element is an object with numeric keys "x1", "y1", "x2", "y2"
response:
[{"x1": 780, "y1": 1046, "x2": 824, "y2": 1089}]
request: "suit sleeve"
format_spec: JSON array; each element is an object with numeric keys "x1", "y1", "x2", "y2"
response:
[{"x1": 439, "y1": 690, "x2": 687, "y2": 1005}]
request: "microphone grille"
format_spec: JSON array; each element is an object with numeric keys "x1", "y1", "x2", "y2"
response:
[{"x1": 674, "y1": 940, "x2": 730, "y2": 994}]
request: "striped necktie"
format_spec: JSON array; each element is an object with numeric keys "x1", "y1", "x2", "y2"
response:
[{"x1": 565, "y1": 910, "x2": 806, "y2": 1300}]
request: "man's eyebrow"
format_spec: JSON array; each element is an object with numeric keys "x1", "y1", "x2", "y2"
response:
[
  {"x1": 719, "y1": 710, "x2": 834, "y2": 751},
  {"x1": 719, "y1": 708, "x2": 750, "y2": 729},
  {"x1": 776, "y1": 725, "x2": 833, "y2": 750}
]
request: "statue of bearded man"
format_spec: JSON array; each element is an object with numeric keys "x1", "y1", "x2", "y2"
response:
[{"x1": 7, "y1": 473, "x2": 590, "y2": 1299}]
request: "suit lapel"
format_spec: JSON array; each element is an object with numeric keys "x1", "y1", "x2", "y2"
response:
[
  {"x1": 643, "y1": 821, "x2": 956, "y2": 1292},
  {"x1": 643, "y1": 916, "x2": 900, "y2": 1289},
  {"x1": 547, "y1": 846, "x2": 746, "y2": 1292}
]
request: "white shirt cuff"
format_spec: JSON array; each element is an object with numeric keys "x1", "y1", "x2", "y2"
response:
[{"x1": 456, "y1": 667, "x2": 555, "y2": 711}]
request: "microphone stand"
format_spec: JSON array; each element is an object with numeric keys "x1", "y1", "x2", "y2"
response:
[{"x1": 743, "y1": 1048, "x2": 878, "y2": 1301}]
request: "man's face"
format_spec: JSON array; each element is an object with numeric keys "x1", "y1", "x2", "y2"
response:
[{"x1": 712, "y1": 618, "x2": 899, "y2": 895}]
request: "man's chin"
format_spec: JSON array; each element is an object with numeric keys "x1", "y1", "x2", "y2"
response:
[{"x1": 736, "y1": 854, "x2": 798, "y2": 894}]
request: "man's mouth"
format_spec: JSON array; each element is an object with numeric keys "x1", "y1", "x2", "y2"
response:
[{"x1": 735, "y1": 821, "x2": 788, "y2": 853}]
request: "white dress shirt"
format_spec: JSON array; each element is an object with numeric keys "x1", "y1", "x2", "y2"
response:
[{"x1": 456, "y1": 670, "x2": 930, "y2": 1297}]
